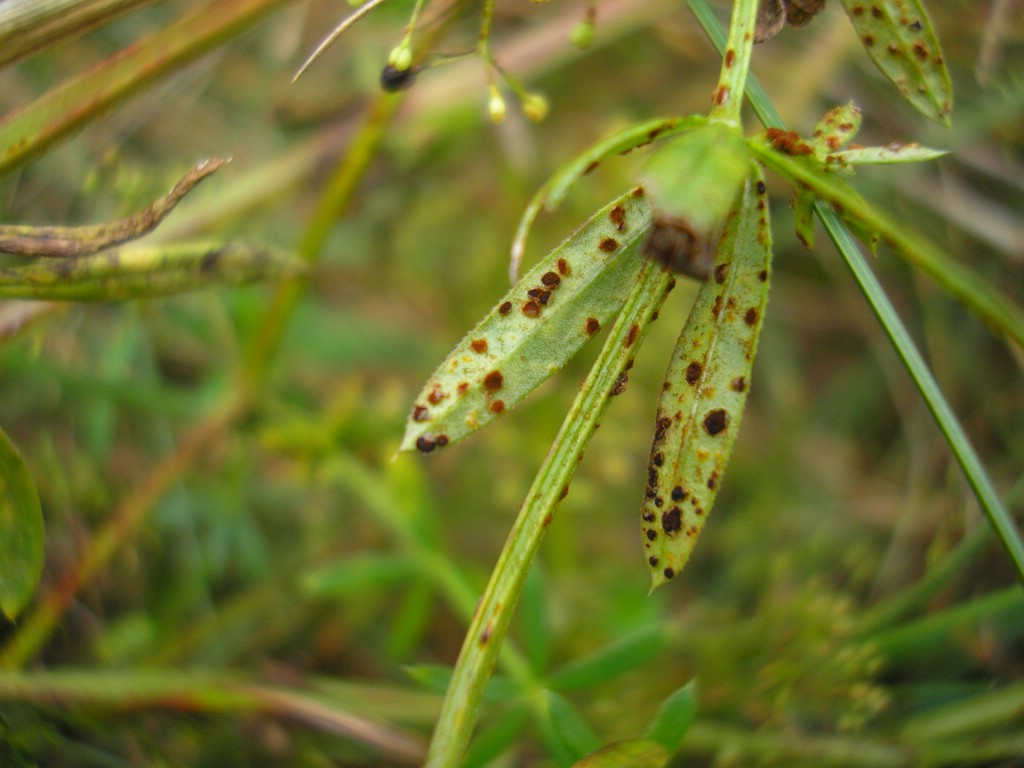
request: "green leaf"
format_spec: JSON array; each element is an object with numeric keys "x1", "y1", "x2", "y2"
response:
[
  {"x1": 572, "y1": 739, "x2": 669, "y2": 768},
  {"x1": 644, "y1": 680, "x2": 697, "y2": 752},
  {"x1": 401, "y1": 189, "x2": 653, "y2": 454},
  {"x1": 824, "y1": 143, "x2": 949, "y2": 166},
  {"x1": 810, "y1": 102, "x2": 862, "y2": 155},
  {"x1": 0, "y1": 241, "x2": 304, "y2": 301},
  {"x1": 839, "y1": 0, "x2": 953, "y2": 125},
  {"x1": 511, "y1": 116, "x2": 703, "y2": 280},
  {"x1": 537, "y1": 689, "x2": 601, "y2": 765},
  {"x1": 549, "y1": 624, "x2": 666, "y2": 692},
  {"x1": 0, "y1": 425, "x2": 44, "y2": 621},
  {"x1": 641, "y1": 170, "x2": 771, "y2": 589},
  {"x1": 463, "y1": 704, "x2": 531, "y2": 768},
  {"x1": 302, "y1": 553, "x2": 419, "y2": 597}
]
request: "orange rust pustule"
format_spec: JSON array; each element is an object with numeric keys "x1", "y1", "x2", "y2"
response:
[{"x1": 765, "y1": 127, "x2": 813, "y2": 156}]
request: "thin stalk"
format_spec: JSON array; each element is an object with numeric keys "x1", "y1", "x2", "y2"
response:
[
  {"x1": 425, "y1": 261, "x2": 676, "y2": 767},
  {"x1": 707, "y1": 0, "x2": 758, "y2": 127},
  {"x1": 689, "y1": 0, "x2": 1024, "y2": 584}
]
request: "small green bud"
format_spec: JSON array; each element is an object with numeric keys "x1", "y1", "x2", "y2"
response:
[
  {"x1": 571, "y1": 20, "x2": 594, "y2": 49},
  {"x1": 388, "y1": 45, "x2": 413, "y2": 72},
  {"x1": 521, "y1": 92, "x2": 549, "y2": 122},
  {"x1": 488, "y1": 86, "x2": 506, "y2": 124}
]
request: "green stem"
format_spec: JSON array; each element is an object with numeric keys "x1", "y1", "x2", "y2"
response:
[
  {"x1": 425, "y1": 260, "x2": 676, "y2": 767},
  {"x1": 707, "y1": 0, "x2": 758, "y2": 126}
]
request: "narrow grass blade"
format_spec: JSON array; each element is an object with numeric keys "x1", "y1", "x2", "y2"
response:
[
  {"x1": 0, "y1": 0, "x2": 160, "y2": 68},
  {"x1": 572, "y1": 740, "x2": 669, "y2": 768},
  {"x1": 0, "y1": 0, "x2": 291, "y2": 178},
  {"x1": 839, "y1": 0, "x2": 953, "y2": 125},
  {"x1": 0, "y1": 241, "x2": 304, "y2": 301},
  {"x1": 0, "y1": 158, "x2": 228, "y2": 258},
  {"x1": 0, "y1": 425, "x2": 44, "y2": 621},
  {"x1": 401, "y1": 188, "x2": 652, "y2": 454}
]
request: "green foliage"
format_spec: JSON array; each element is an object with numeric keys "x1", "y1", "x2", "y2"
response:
[{"x1": 0, "y1": 0, "x2": 1021, "y2": 766}]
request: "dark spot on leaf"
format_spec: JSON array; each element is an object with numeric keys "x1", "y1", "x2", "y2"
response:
[
  {"x1": 435, "y1": 435, "x2": 449, "y2": 447},
  {"x1": 671, "y1": 486, "x2": 687, "y2": 501},
  {"x1": 415, "y1": 435, "x2": 437, "y2": 453},
  {"x1": 490, "y1": 400, "x2": 505, "y2": 414},
  {"x1": 686, "y1": 361, "x2": 703, "y2": 385},
  {"x1": 584, "y1": 160, "x2": 600, "y2": 175},
  {"x1": 585, "y1": 317, "x2": 601, "y2": 335},
  {"x1": 599, "y1": 237, "x2": 619, "y2": 252},
  {"x1": 483, "y1": 370, "x2": 504, "y2": 391},
  {"x1": 556, "y1": 258, "x2": 571, "y2": 276},
  {"x1": 725, "y1": 48, "x2": 735, "y2": 67},
  {"x1": 654, "y1": 496, "x2": 663, "y2": 507},
  {"x1": 756, "y1": 180, "x2": 767, "y2": 194},
  {"x1": 457, "y1": 382, "x2": 469, "y2": 394},
  {"x1": 632, "y1": 186, "x2": 645, "y2": 197},
  {"x1": 703, "y1": 409, "x2": 728, "y2": 436},
  {"x1": 643, "y1": 217, "x2": 712, "y2": 279},
  {"x1": 652, "y1": 452, "x2": 664, "y2": 467},
  {"x1": 714, "y1": 263, "x2": 729, "y2": 284},
  {"x1": 479, "y1": 624, "x2": 492, "y2": 645},
  {"x1": 707, "y1": 471, "x2": 719, "y2": 490},
  {"x1": 642, "y1": 511, "x2": 656, "y2": 522},
  {"x1": 499, "y1": 301, "x2": 513, "y2": 315},
  {"x1": 541, "y1": 271, "x2": 561, "y2": 288},
  {"x1": 559, "y1": 485, "x2": 569, "y2": 500},
  {"x1": 609, "y1": 205, "x2": 627, "y2": 231},
  {"x1": 625, "y1": 324, "x2": 639, "y2": 347},
  {"x1": 663, "y1": 567, "x2": 675, "y2": 580},
  {"x1": 654, "y1": 416, "x2": 672, "y2": 442},
  {"x1": 380, "y1": 64, "x2": 418, "y2": 92},
  {"x1": 765, "y1": 127, "x2": 813, "y2": 156},
  {"x1": 744, "y1": 308, "x2": 759, "y2": 325},
  {"x1": 648, "y1": 556, "x2": 659, "y2": 567},
  {"x1": 730, "y1": 376, "x2": 747, "y2": 392},
  {"x1": 470, "y1": 338, "x2": 488, "y2": 353},
  {"x1": 662, "y1": 507, "x2": 682, "y2": 534},
  {"x1": 646, "y1": 529, "x2": 657, "y2": 541},
  {"x1": 427, "y1": 385, "x2": 445, "y2": 405},
  {"x1": 611, "y1": 372, "x2": 628, "y2": 396},
  {"x1": 522, "y1": 300, "x2": 541, "y2": 317},
  {"x1": 412, "y1": 405, "x2": 430, "y2": 422},
  {"x1": 758, "y1": 269, "x2": 768, "y2": 281}
]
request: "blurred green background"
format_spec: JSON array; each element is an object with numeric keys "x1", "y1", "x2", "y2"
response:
[{"x1": 0, "y1": 0, "x2": 1022, "y2": 765}]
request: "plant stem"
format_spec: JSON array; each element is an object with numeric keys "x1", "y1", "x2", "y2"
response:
[
  {"x1": 425, "y1": 260, "x2": 676, "y2": 767},
  {"x1": 707, "y1": 0, "x2": 758, "y2": 126}
]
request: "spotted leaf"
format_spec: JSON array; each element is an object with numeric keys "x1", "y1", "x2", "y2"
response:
[
  {"x1": 640, "y1": 171, "x2": 771, "y2": 590},
  {"x1": 402, "y1": 189, "x2": 653, "y2": 454},
  {"x1": 840, "y1": 0, "x2": 952, "y2": 125}
]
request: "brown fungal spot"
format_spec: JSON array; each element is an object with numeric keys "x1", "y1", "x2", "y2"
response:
[
  {"x1": 427, "y1": 385, "x2": 445, "y2": 405},
  {"x1": 609, "y1": 205, "x2": 627, "y2": 232},
  {"x1": 585, "y1": 317, "x2": 601, "y2": 335},
  {"x1": 713, "y1": 85, "x2": 729, "y2": 106},
  {"x1": 480, "y1": 624, "x2": 493, "y2": 645},
  {"x1": 714, "y1": 263, "x2": 729, "y2": 284},
  {"x1": 744, "y1": 307, "x2": 759, "y2": 326},
  {"x1": 556, "y1": 258, "x2": 571, "y2": 276},
  {"x1": 725, "y1": 48, "x2": 735, "y2": 67},
  {"x1": 611, "y1": 372, "x2": 628, "y2": 396},
  {"x1": 522, "y1": 300, "x2": 541, "y2": 317},
  {"x1": 912, "y1": 42, "x2": 928, "y2": 61},
  {"x1": 663, "y1": 567, "x2": 675, "y2": 580},
  {"x1": 625, "y1": 323, "x2": 639, "y2": 347},
  {"x1": 470, "y1": 338, "x2": 488, "y2": 354},
  {"x1": 643, "y1": 218, "x2": 712, "y2": 279},
  {"x1": 654, "y1": 416, "x2": 672, "y2": 442},
  {"x1": 542, "y1": 512, "x2": 553, "y2": 527},
  {"x1": 863, "y1": 34, "x2": 874, "y2": 46},
  {"x1": 652, "y1": 452, "x2": 664, "y2": 467},
  {"x1": 654, "y1": 497, "x2": 663, "y2": 508},
  {"x1": 909, "y1": 19, "x2": 921, "y2": 30},
  {"x1": 541, "y1": 271, "x2": 561, "y2": 288},
  {"x1": 756, "y1": 180, "x2": 767, "y2": 194},
  {"x1": 489, "y1": 400, "x2": 505, "y2": 414},
  {"x1": 457, "y1": 381, "x2": 469, "y2": 395},
  {"x1": 758, "y1": 269, "x2": 768, "y2": 282},
  {"x1": 415, "y1": 435, "x2": 438, "y2": 453},
  {"x1": 686, "y1": 361, "x2": 703, "y2": 385},
  {"x1": 559, "y1": 485, "x2": 570, "y2": 500},
  {"x1": 642, "y1": 511, "x2": 656, "y2": 522},
  {"x1": 632, "y1": 186, "x2": 645, "y2": 197},
  {"x1": 712, "y1": 294, "x2": 723, "y2": 319},
  {"x1": 648, "y1": 556, "x2": 659, "y2": 567},
  {"x1": 583, "y1": 160, "x2": 600, "y2": 175},
  {"x1": 435, "y1": 435, "x2": 449, "y2": 448},
  {"x1": 730, "y1": 376, "x2": 747, "y2": 392},
  {"x1": 599, "y1": 237, "x2": 619, "y2": 253},
  {"x1": 646, "y1": 529, "x2": 658, "y2": 541},
  {"x1": 412, "y1": 405, "x2": 430, "y2": 422},
  {"x1": 871, "y1": 5, "x2": 882, "y2": 17},
  {"x1": 703, "y1": 408, "x2": 728, "y2": 436},
  {"x1": 483, "y1": 370, "x2": 504, "y2": 391},
  {"x1": 707, "y1": 471, "x2": 719, "y2": 490},
  {"x1": 662, "y1": 507, "x2": 682, "y2": 534},
  {"x1": 671, "y1": 486, "x2": 686, "y2": 502},
  {"x1": 499, "y1": 301, "x2": 513, "y2": 315}
]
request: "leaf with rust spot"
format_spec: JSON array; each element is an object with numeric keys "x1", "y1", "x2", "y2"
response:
[{"x1": 839, "y1": 0, "x2": 953, "y2": 125}]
